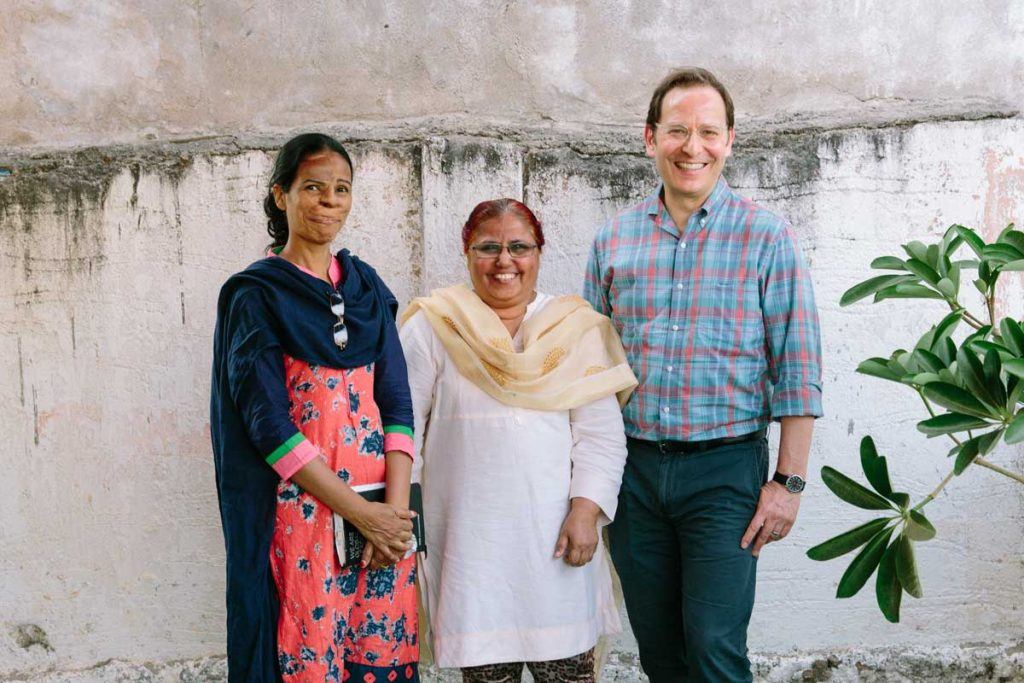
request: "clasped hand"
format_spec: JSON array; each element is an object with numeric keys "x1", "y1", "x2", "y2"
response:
[{"x1": 355, "y1": 502, "x2": 415, "y2": 570}]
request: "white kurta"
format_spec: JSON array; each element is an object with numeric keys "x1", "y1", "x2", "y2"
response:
[{"x1": 400, "y1": 292, "x2": 628, "y2": 668}]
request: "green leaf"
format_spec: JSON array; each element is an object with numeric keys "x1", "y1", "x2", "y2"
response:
[
  {"x1": 982, "y1": 243, "x2": 1024, "y2": 264},
  {"x1": 889, "y1": 492, "x2": 911, "y2": 509},
  {"x1": 948, "y1": 262, "x2": 961, "y2": 291},
  {"x1": 906, "y1": 510, "x2": 936, "y2": 542},
  {"x1": 957, "y1": 347, "x2": 999, "y2": 410},
  {"x1": 954, "y1": 429, "x2": 1003, "y2": 474},
  {"x1": 837, "y1": 526, "x2": 895, "y2": 598},
  {"x1": 1006, "y1": 376, "x2": 1024, "y2": 411},
  {"x1": 1004, "y1": 359, "x2": 1024, "y2": 379},
  {"x1": 1004, "y1": 411, "x2": 1024, "y2": 444},
  {"x1": 840, "y1": 274, "x2": 918, "y2": 306},
  {"x1": 932, "y1": 310, "x2": 964, "y2": 348},
  {"x1": 821, "y1": 466, "x2": 896, "y2": 511},
  {"x1": 923, "y1": 382, "x2": 998, "y2": 419},
  {"x1": 857, "y1": 358, "x2": 904, "y2": 383},
  {"x1": 859, "y1": 436, "x2": 893, "y2": 499},
  {"x1": 917, "y1": 412, "x2": 991, "y2": 436},
  {"x1": 904, "y1": 258, "x2": 941, "y2": 285},
  {"x1": 807, "y1": 517, "x2": 892, "y2": 561},
  {"x1": 927, "y1": 244, "x2": 941, "y2": 271},
  {"x1": 913, "y1": 349, "x2": 946, "y2": 373},
  {"x1": 953, "y1": 225, "x2": 986, "y2": 258},
  {"x1": 935, "y1": 278, "x2": 956, "y2": 298},
  {"x1": 874, "y1": 284, "x2": 945, "y2": 301},
  {"x1": 903, "y1": 240, "x2": 929, "y2": 262},
  {"x1": 910, "y1": 372, "x2": 941, "y2": 386},
  {"x1": 997, "y1": 229, "x2": 1024, "y2": 255},
  {"x1": 968, "y1": 340, "x2": 1013, "y2": 361},
  {"x1": 999, "y1": 259, "x2": 1024, "y2": 271},
  {"x1": 895, "y1": 533, "x2": 922, "y2": 598},
  {"x1": 953, "y1": 437, "x2": 980, "y2": 474},
  {"x1": 983, "y1": 349, "x2": 1007, "y2": 408},
  {"x1": 974, "y1": 278, "x2": 988, "y2": 294},
  {"x1": 980, "y1": 259, "x2": 993, "y2": 282},
  {"x1": 954, "y1": 259, "x2": 980, "y2": 270},
  {"x1": 936, "y1": 338, "x2": 957, "y2": 367},
  {"x1": 870, "y1": 256, "x2": 908, "y2": 271},
  {"x1": 999, "y1": 319, "x2": 1024, "y2": 357},
  {"x1": 875, "y1": 542, "x2": 902, "y2": 623}
]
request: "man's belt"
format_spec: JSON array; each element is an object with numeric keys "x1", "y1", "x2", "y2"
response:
[{"x1": 635, "y1": 428, "x2": 767, "y2": 455}]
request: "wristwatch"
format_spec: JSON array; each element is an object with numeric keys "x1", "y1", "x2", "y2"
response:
[{"x1": 772, "y1": 471, "x2": 806, "y2": 494}]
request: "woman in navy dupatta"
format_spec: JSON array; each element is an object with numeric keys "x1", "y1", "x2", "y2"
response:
[{"x1": 211, "y1": 133, "x2": 419, "y2": 682}]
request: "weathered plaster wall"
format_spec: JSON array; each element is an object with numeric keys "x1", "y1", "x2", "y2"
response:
[
  {"x1": 3, "y1": 0, "x2": 1024, "y2": 680},
  {"x1": 2, "y1": 118, "x2": 1023, "y2": 680},
  {"x1": 3, "y1": 1, "x2": 1023, "y2": 149}
]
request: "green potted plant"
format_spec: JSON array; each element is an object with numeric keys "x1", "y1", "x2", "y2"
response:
[{"x1": 808, "y1": 223, "x2": 1024, "y2": 621}]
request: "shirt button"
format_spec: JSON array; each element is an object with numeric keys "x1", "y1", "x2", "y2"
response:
[
  {"x1": 680, "y1": 242, "x2": 686, "y2": 250},
  {"x1": 676, "y1": 283, "x2": 683, "y2": 290},
  {"x1": 662, "y1": 407, "x2": 670, "y2": 414},
  {"x1": 672, "y1": 325, "x2": 679, "y2": 331},
  {"x1": 667, "y1": 365, "x2": 673, "y2": 372},
  {"x1": 700, "y1": 217, "x2": 707, "y2": 227}
]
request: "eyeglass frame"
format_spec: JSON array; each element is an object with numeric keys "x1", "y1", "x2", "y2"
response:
[
  {"x1": 329, "y1": 291, "x2": 348, "y2": 351},
  {"x1": 467, "y1": 240, "x2": 540, "y2": 260}
]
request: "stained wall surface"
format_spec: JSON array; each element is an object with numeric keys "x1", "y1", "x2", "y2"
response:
[{"x1": 2, "y1": 1, "x2": 1024, "y2": 680}]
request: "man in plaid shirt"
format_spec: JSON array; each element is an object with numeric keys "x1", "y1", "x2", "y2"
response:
[{"x1": 584, "y1": 68, "x2": 823, "y2": 682}]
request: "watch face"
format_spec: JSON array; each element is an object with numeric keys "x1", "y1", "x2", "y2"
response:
[{"x1": 786, "y1": 475, "x2": 806, "y2": 493}]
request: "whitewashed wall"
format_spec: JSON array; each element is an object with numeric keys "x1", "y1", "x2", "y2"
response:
[{"x1": 1, "y1": 118, "x2": 1022, "y2": 680}]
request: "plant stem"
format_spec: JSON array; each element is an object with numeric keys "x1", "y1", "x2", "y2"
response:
[
  {"x1": 987, "y1": 294, "x2": 996, "y2": 328},
  {"x1": 975, "y1": 457, "x2": 1024, "y2": 485},
  {"x1": 918, "y1": 390, "x2": 937, "y2": 418},
  {"x1": 962, "y1": 310, "x2": 986, "y2": 330},
  {"x1": 914, "y1": 468, "x2": 957, "y2": 510}
]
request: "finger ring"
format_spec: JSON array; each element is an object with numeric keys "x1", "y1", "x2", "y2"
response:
[{"x1": 770, "y1": 530, "x2": 782, "y2": 539}]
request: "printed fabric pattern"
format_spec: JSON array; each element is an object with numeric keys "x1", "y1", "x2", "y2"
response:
[{"x1": 270, "y1": 357, "x2": 419, "y2": 683}]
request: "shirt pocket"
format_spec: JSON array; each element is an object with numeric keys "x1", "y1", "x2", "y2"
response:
[{"x1": 697, "y1": 276, "x2": 764, "y2": 352}]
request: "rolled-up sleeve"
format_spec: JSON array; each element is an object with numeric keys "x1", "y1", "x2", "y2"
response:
[
  {"x1": 568, "y1": 394, "x2": 628, "y2": 524},
  {"x1": 762, "y1": 228, "x2": 824, "y2": 419}
]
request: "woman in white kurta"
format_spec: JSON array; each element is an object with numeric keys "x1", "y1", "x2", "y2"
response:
[{"x1": 398, "y1": 199, "x2": 637, "y2": 683}]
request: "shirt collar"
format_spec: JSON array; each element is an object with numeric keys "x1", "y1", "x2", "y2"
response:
[{"x1": 646, "y1": 176, "x2": 732, "y2": 222}]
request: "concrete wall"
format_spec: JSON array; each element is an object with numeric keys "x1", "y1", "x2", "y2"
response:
[
  {"x1": 3, "y1": 1, "x2": 1023, "y2": 149},
  {"x1": 2, "y1": 1, "x2": 1024, "y2": 680}
]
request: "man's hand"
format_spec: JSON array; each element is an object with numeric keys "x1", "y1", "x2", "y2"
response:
[
  {"x1": 554, "y1": 498, "x2": 602, "y2": 567},
  {"x1": 741, "y1": 481, "x2": 801, "y2": 557}
]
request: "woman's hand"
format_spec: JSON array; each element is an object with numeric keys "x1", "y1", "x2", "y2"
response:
[
  {"x1": 352, "y1": 502, "x2": 415, "y2": 567},
  {"x1": 554, "y1": 497, "x2": 602, "y2": 567}
]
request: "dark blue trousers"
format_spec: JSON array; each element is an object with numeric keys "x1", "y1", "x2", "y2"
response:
[{"x1": 608, "y1": 436, "x2": 768, "y2": 683}]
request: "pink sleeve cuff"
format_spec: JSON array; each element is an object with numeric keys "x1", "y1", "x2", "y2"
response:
[
  {"x1": 272, "y1": 438, "x2": 320, "y2": 480},
  {"x1": 384, "y1": 432, "x2": 415, "y2": 460}
]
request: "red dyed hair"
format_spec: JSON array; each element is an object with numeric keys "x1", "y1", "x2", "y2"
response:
[{"x1": 461, "y1": 198, "x2": 546, "y2": 253}]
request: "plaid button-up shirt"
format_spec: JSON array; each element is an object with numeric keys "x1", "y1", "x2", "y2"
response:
[{"x1": 584, "y1": 178, "x2": 823, "y2": 441}]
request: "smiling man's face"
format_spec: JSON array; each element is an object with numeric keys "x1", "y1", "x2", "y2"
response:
[{"x1": 644, "y1": 85, "x2": 735, "y2": 213}]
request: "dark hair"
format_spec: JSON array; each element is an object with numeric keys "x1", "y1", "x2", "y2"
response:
[
  {"x1": 461, "y1": 199, "x2": 546, "y2": 253},
  {"x1": 264, "y1": 133, "x2": 354, "y2": 248},
  {"x1": 646, "y1": 67, "x2": 734, "y2": 131}
]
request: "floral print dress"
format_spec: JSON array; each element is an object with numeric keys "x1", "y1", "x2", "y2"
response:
[{"x1": 270, "y1": 357, "x2": 419, "y2": 682}]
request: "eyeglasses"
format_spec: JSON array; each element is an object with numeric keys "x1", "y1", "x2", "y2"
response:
[
  {"x1": 469, "y1": 241, "x2": 539, "y2": 260},
  {"x1": 653, "y1": 123, "x2": 725, "y2": 143},
  {"x1": 330, "y1": 291, "x2": 348, "y2": 350}
]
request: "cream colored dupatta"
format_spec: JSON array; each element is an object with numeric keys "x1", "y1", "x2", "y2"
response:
[{"x1": 399, "y1": 284, "x2": 636, "y2": 409}]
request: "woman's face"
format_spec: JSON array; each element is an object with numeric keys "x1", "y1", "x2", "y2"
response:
[
  {"x1": 273, "y1": 150, "x2": 353, "y2": 247},
  {"x1": 466, "y1": 212, "x2": 541, "y2": 312}
]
